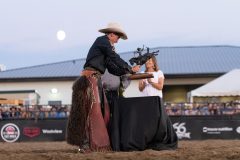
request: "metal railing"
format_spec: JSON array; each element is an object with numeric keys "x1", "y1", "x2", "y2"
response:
[{"x1": 1, "y1": 101, "x2": 240, "y2": 120}]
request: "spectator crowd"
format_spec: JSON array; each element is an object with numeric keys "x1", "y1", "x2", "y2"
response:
[
  {"x1": 0, "y1": 105, "x2": 70, "y2": 120},
  {"x1": 0, "y1": 101, "x2": 240, "y2": 120},
  {"x1": 165, "y1": 101, "x2": 240, "y2": 116}
]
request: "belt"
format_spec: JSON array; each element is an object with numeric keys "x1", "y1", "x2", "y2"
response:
[
  {"x1": 81, "y1": 68, "x2": 101, "y2": 77},
  {"x1": 104, "y1": 89, "x2": 118, "y2": 93}
]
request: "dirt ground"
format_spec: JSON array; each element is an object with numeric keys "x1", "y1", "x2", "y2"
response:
[{"x1": 0, "y1": 140, "x2": 239, "y2": 160}]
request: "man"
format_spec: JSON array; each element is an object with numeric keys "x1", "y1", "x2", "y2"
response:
[{"x1": 67, "y1": 22, "x2": 140, "y2": 153}]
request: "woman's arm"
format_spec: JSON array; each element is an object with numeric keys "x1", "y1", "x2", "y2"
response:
[{"x1": 147, "y1": 77, "x2": 164, "y2": 90}]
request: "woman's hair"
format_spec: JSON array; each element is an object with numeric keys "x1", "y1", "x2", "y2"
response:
[{"x1": 145, "y1": 56, "x2": 159, "y2": 72}]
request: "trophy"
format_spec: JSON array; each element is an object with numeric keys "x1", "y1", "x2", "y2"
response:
[{"x1": 128, "y1": 46, "x2": 159, "y2": 80}]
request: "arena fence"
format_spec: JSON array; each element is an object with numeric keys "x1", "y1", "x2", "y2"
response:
[
  {"x1": 1, "y1": 97, "x2": 240, "y2": 142},
  {"x1": 0, "y1": 115, "x2": 239, "y2": 143}
]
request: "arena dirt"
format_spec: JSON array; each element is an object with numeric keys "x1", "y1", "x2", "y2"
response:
[{"x1": 0, "y1": 140, "x2": 239, "y2": 160}]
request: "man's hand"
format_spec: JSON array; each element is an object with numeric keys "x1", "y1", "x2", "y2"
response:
[{"x1": 131, "y1": 65, "x2": 140, "y2": 73}]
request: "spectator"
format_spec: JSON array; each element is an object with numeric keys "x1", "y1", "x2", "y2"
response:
[
  {"x1": 9, "y1": 107, "x2": 18, "y2": 118},
  {"x1": 38, "y1": 107, "x2": 46, "y2": 119},
  {"x1": 49, "y1": 107, "x2": 57, "y2": 118},
  {"x1": 0, "y1": 108, "x2": 3, "y2": 120},
  {"x1": 20, "y1": 107, "x2": 29, "y2": 119},
  {"x1": 56, "y1": 107, "x2": 66, "y2": 118}
]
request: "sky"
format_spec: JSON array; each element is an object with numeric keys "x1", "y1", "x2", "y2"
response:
[{"x1": 1, "y1": 0, "x2": 240, "y2": 70}]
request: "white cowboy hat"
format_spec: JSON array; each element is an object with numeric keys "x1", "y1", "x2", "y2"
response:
[{"x1": 99, "y1": 22, "x2": 128, "y2": 40}]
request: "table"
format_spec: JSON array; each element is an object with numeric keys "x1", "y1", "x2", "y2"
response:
[{"x1": 109, "y1": 96, "x2": 178, "y2": 151}]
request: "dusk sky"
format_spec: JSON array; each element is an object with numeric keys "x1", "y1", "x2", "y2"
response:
[{"x1": 1, "y1": 0, "x2": 240, "y2": 70}]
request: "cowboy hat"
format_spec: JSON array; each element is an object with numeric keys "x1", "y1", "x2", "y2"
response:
[{"x1": 99, "y1": 22, "x2": 128, "y2": 40}]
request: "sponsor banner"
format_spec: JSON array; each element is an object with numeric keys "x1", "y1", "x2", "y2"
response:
[
  {"x1": 0, "y1": 120, "x2": 67, "y2": 142},
  {"x1": 170, "y1": 117, "x2": 240, "y2": 140},
  {"x1": 0, "y1": 118, "x2": 239, "y2": 142}
]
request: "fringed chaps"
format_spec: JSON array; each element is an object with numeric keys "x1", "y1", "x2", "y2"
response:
[{"x1": 66, "y1": 74, "x2": 111, "y2": 152}]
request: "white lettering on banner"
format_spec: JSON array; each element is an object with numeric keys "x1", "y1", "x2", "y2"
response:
[
  {"x1": 42, "y1": 129, "x2": 63, "y2": 134},
  {"x1": 173, "y1": 122, "x2": 191, "y2": 139},
  {"x1": 203, "y1": 127, "x2": 233, "y2": 134}
]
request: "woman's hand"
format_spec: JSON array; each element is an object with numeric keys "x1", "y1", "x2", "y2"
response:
[
  {"x1": 141, "y1": 79, "x2": 147, "y2": 85},
  {"x1": 139, "y1": 79, "x2": 147, "y2": 91},
  {"x1": 147, "y1": 78, "x2": 153, "y2": 84}
]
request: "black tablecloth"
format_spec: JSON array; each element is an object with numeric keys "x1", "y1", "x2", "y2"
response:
[{"x1": 109, "y1": 96, "x2": 178, "y2": 151}]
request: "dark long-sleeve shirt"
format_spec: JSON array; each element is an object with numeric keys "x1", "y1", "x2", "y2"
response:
[{"x1": 84, "y1": 35, "x2": 132, "y2": 76}]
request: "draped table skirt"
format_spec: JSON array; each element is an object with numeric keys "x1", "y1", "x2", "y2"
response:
[{"x1": 109, "y1": 96, "x2": 178, "y2": 151}]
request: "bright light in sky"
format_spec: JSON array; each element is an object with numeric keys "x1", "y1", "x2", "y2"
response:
[{"x1": 57, "y1": 30, "x2": 66, "y2": 41}]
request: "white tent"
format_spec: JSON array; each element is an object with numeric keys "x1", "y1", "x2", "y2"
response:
[{"x1": 189, "y1": 69, "x2": 240, "y2": 102}]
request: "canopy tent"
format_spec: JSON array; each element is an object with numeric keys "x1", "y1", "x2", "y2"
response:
[{"x1": 188, "y1": 69, "x2": 240, "y2": 102}]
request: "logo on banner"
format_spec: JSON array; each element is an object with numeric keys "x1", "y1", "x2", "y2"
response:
[
  {"x1": 1, "y1": 123, "x2": 20, "y2": 142},
  {"x1": 173, "y1": 122, "x2": 191, "y2": 139},
  {"x1": 202, "y1": 127, "x2": 233, "y2": 134},
  {"x1": 236, "y1": 127, "x2": 240, "y2": 134},
  {"x1": 23, "y1": 127, "x2": 40, "y2": 138}
]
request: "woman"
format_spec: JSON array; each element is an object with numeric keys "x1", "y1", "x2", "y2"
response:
[
  {"x1": 139, "y1": 56, "x2": 164, "y2": 98},
  {"x1": 66, "y1": 22, "x2": 140, "y2": 153},
  {"x1": 136, "y1": 56, "x2": 178, "y2": 150}
]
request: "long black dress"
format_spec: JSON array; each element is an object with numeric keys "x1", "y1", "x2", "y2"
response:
[{"x1": 110, "y1": 96, "x2": 178, "y2": 151}]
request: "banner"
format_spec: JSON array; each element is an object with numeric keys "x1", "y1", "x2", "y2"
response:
[
  {"x1": 0, "y1": 119, "x2": 67, "y2": 142},
  {"x1": 170, "y1": 117, "x2": 240, "y2": 140},
  {"x1": 0, "y1": 117, "x2": 239, "y2": 142}
]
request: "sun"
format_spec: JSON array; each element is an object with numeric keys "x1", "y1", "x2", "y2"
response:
[{"x1": 57, "y1": 30, "x2": 66, "y2": 41}]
